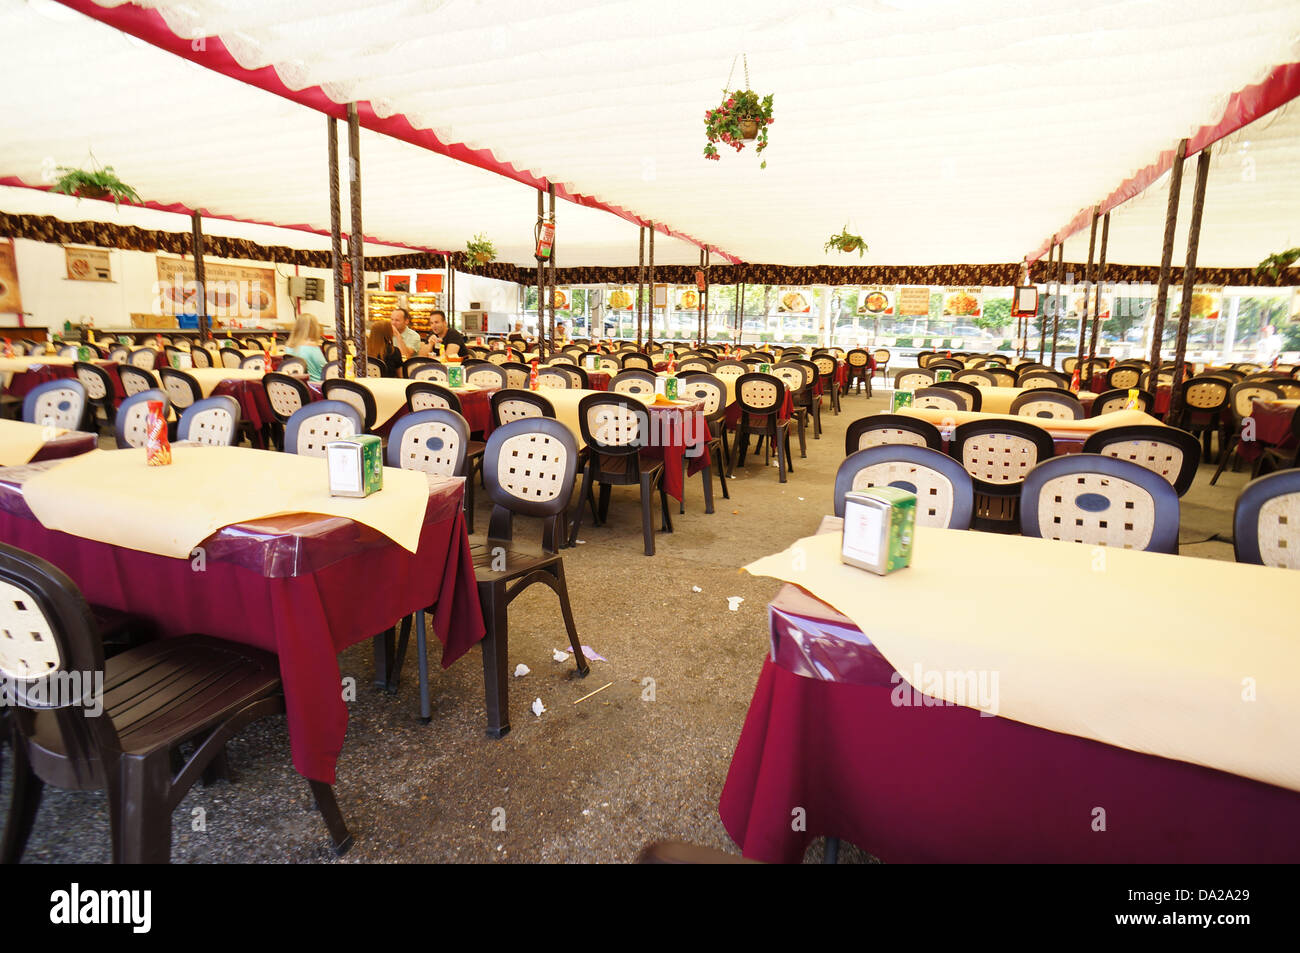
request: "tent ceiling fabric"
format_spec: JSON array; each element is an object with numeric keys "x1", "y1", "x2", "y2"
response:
[{"x1": 4, "y1": 0, "x2": 1300, "y2": 268}]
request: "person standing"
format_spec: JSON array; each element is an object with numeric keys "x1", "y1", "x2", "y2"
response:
[{"x1": 1258, "y1": 324, "x2": 1284, "y2": 366}]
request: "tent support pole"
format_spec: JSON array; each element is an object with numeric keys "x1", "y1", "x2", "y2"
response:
[
  {"x1": 1085, "y1": 212, "x2": 1110, "y2": 385},
  {"x1": 702, "y1": 249, "x2": 710, "y2": 346},
  {"x1": 190, "y1": 211, "x2": 208, "y2": 343},
  {"x1": 1075, "y1": 209, "x2": 1099, "y2": 374},
  {"x1": 346, "y1": 103, "x2": 365, "y2": 367},
  {"x1": 1043, "y1": 241, "x2": 1058, "y2": 363},
  {"x1": 1149, "y1": 139, "x2": 1188, "y2": 371},
  {"x1": 547, "y1": 184, "x2": 556, "y2": 354},
  {"x1": 1169, "y1": 147, "x2": 1211, "y2": 423},
  {"x1": 636, "y1": 226, "x2": 645, "y2": 351},
  {"x1": 327, "y1": 116, "x2": 346, "y2": 353},
  {"x1": 535, "y1": 189, "x2": 545, "y2": 358},
  {"x1": 647, "y1": 224, "x2": 655, "y2": 348}
]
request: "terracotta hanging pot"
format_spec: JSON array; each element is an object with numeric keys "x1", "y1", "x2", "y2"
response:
[
  {"x1": 738, "y1": 120, "x2": 759, "y2": 140},
  {"x1": 77, "y1": 186, "x2": 110, "y2": 199}
]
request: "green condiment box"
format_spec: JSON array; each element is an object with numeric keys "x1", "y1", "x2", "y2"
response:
[
  {"x1": 891, "y1": 389, "x2": 914, "y2": 412},
  {"x1": 840, "y1": 487, "x2": 916, "y2": 575},
  {"x1": 758, "y1": 362, "x2": 773, "y2": 375},
  {"x1": 664, "y1": 376, "x2": 679, "y2": 400},
  {"x1": 447, "y1": 364, "x2": 465, "y2": 388},
  {"x1": 935, "y1": 368, "x2": 953, "y2": 382},
  {"x1": 326, "y1": 434, "x2": 384, "y2": 498}
]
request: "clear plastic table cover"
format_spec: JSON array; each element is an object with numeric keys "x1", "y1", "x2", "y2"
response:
[{"x1": 0, "y1": 457, "x2": 465, "y2": 578}]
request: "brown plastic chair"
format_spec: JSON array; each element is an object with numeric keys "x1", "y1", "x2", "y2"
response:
[
  {"x1": 570, "y1": 394, "x2": 673, "y2": 555},
  {"x1": 733, "y1": 373, "x2": 794, "y2": 483},
  {"x1": 950, "y1": 419, "x2": 1055, "y2": 532},
  {"x1": 677, "y1": 373, "x2": 732, "y2": 510},
  {"x1": 1210, "y1": 380, "x2": 1286, "y2": 485},
  {"x1": 0, "y1": 542, "x2": 351, "y2": 863}
]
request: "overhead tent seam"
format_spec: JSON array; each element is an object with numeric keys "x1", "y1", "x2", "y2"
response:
[
  {"x1": 1027, "y1": 60, "x2": 1300, "y2": 265},
  {"x1": 50, "y1": 0, "x2": 743, "y2": 266}
]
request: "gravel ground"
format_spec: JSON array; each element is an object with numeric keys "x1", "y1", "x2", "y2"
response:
[{"x1": 3, "y1": 377, "x2": 1249, "y2": 863}]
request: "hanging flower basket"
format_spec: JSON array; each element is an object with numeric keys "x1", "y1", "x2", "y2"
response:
[
  {"x1": 466, "y1": 233, "x2": 497, "y2": 266},
  {"x1": 51, "y1": 165, "x2": 140, "y2": 207},
  {"x1": 824, "y1": 226, "x2": 868, "y2": 258},
  {"x1": 703, "y1": 88, "x2": 774, "y2": 169},
  {"x1": 1255, "y1": 247, "x2": 1300, "y2": 283}
]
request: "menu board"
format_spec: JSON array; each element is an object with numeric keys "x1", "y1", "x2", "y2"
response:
[
  {"x1": 0, "y1": 240, "x2": 21, "y2": 315},
  {"x1": 897, "y1": 286, "x2": 930, "y2": 316},
  {"x1": 156, "y1": 256, "x2": 277, "y2": 320},
  {"x1": 856, "y1": 285, "x2": 895, "y2": 316},
  {"x1": 941, "y1": 287, "x2": 982, "y2": 318},
  {"x1": 607, "y1": 287, "x2": 634, "y2": 311},
  {"x1": 653, "y1": 283, "x2": 668, "y2": 308},
  {"x1": 776, "y1": 288, "x2": 811, "y2": 313},
  {"x1": 1186, "y1": 286, "x2": 1223, "y2": 320},
  {"x1": 65, "y1": 246, "x2": 112, "y2": 282}
]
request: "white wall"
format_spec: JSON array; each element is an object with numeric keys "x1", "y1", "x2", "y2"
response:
[{"x1": 0, "y1": 237, "x2": 357, "y2": 331}]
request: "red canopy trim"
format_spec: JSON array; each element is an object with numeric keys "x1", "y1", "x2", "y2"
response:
[
  {"x1": 1028, "y1": 61, "x2": 1300, "y2": 264},
  {"x1": 52, "y1": 0, "x2": 743, "y2": 265}
]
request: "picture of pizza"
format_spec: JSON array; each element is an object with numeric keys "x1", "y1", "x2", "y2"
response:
[
  {"x1": 943, "y1": 291, "x2": 981, "y2": 317},
  {"x1": 554, "y1": 289, "x2": 568, "y2": 309},
  {"x1": 863, "y1": 291, "x2": 889, "y2": 314},
  {"x1": 680, "y1": 289, "x2": 699, "y2": 310}
]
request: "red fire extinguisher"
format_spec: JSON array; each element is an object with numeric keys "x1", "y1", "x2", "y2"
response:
[{"x1": 535, "y1": 219, "x2": 555, "y2": 260}]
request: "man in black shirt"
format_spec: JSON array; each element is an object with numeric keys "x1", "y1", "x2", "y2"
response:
[{"x1": 423, "y1": 310, "x2": 467, "y2": 358}]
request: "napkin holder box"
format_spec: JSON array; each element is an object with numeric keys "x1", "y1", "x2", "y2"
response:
[
  {"x1": 447, "y1": 365, "x2": 465, "y2": 388},
  {"x1": 841, "y1": 488, "x2": 915, "y2": 575},
  {"x1": 891, "y1": 390, "x2": 913, "y2": 412},
  {"x1": 326, "y1": 435, "x2": 383, "y2": 498}
]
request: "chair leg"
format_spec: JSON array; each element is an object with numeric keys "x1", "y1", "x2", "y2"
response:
[
  {"x1": 551, "y1": 562, "x2": 589, "y2": 678},
  {"x1": 568, "y1": 463, "x2": 595, "y2": 547},
  {"x1": 659, "y1": 482, "x2": 673, "y2": 533},
  {"x1": 1210, "y1": 436, "x2": 1238, "y2": 486},
  {"x1": 307, "y1": 780, "x2": 354, "y2": 856},
  {"x1": 465, "y1": 465, "x2": 476, "y2": 535},
  {"x1": 679, "y1": 456, "x2": 687, "y2": 515},
  {"x1": 639, "y1": 474, "x2": 656, "y2": 556},
  {"x1": 776, "y1": 426, "x2": 788, "y2": 483},
  {"x1": 388, "y1": 613, "x2": 414, "y2": 694},
  {"x1": 715, "y1": 444, "x2": 730, "y2": 500},
  {"x1": 115, "y1": 752, "x2": 173, "y2": 863},
  {"x1": 479, "y1": 581, "x2": 511, "y2": 738},
  {"x1": 796, "y1": 413, "x2": 807, "y2": 458},
  {"x1": 415, "y1": 609, "x2": 432, "y2": 723},
  {"x1": 1, "y1": 736, "x2": 44, "y2": 864},
  {"x1": 701, "y1": 459, "x2": 714, "y2": 514},
  {"x1": 735, "y1": 423, "x2": 750, "y2": 467},
  {"x1": 597, "y1": 483, "x2": 612, "y2": 523},
  {"x1": 372, "y1": 628, "x2": 395, "y2": 689}
]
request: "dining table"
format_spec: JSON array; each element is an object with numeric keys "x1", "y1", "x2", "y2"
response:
[
  {"x1": 0, "y1": 418, "x2": 99, "y2": 466},
  {"x1": 899, "y1": 406, "x2": 1161, "y2": 454},
  {"x1": 721, "y1": 524, "x2": 1300, "y2": 863},
  {"x1": 1238, "y1": 398, "x2": 1299, "y2": 463},
  {"x1": 0, "y1": 445, "x2": 485, "y2": 786}
]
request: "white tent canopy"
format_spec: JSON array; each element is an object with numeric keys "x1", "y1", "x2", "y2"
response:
[{"x1": 3, "y1": 0, "x2": 1300, "y2": 267}]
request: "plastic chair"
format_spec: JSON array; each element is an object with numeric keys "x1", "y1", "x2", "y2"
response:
[
  {"x1": 1020, "y1": 454, "x2": 1181, "y2": 553},
  {"x1": 177, "y1": 395, "x2": 242, "y2": 446},
  {"x1": 1010, "y1": 389, "x2": 1084, "y2": 420},
  {"x1": 114, "y1": 390, "x2": 170, "y2": 449},
  {"x1": 73, "y1": 361, "x2": 116, "y2": 431},
  {"x1": 1081, "y1": 423, "x2": 1201, "y2": 496},
  {"x1": 22, "y1": 379, "x2": 86, "y2": 431},
  {"x1": 733, "y1": 373, "x2": 794, "y2": 483},
  {"x1": 611, "y1": 370, "x2": 657, "y2": 398},
  {"x1": 322, "y1": 378, "x2": 378, "y2": 432},
  {"x1": 490, "y1": 389, "x2": 555, "y2": 428},
  {"x1": 158, "y1": 367, "x2": 202, "y2": 415},
  {"x1": 0, "y1": 541, "x2": 351, "y2": 863},
  {"x1": 844, "y1": 413, "x2": 943, "y2": 454},
  {"x1": 1089, "y1": 388, "x2": 1155, "y2": 416},
  {"x1": 282, "y1": 401, "x2": 362, "y2": 457},
  {"x1": 834, "y1": 444, "x2": 974, "y2": 529},
  {"x1": 1233, "y1": 469, "x2": 1300, "y2": 568},
  {"x1": 950, "y1": 418, "x2": 1055, "y2": 531},
  {"x1": 465, "y1": 363, "x2": 508, "y2": 390}
]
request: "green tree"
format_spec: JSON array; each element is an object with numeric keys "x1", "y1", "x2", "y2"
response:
[{"x1": 976, "y1": 297, "x2": 1011, "y2": 333}]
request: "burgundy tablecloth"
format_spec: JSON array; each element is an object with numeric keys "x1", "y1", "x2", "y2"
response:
[
  {"x1": 725, "y1": 391, "x2": 795, "y2": 430},
  {"x1": 1239, "y1": 401, "x2": 1297, "y2": 463},
  {"x1": 5, "y1": 360, "x2": 126, "y2": 403},
  {"x1": 719, "y1": 584, "x2": 1300, "y2": 863},
  {"x1": 586, "y1": 372, "x2": 611, "y2": 391},
  {"x1": 29, "y1": 431, "x2": 99, "y2": 462},
  {"x1": 639, "y1": 400, "x2": 710, "y2": 501},
  {"x1": 0, "y1": 463, "x2": 484, "y2": 784}
]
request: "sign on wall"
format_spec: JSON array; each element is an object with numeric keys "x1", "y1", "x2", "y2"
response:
[
  {"x1": 155, "y1": 255, "x2": 277, "y2": 320},
  {"x1": 941, "y1": 287, "x2": 983, "y2": 319},
  {"x1": 896, "y1": 286, "x2": 930, "y2": 316},
  {"x1": 65, "y1": 246, "x2": 112, "y2": 282},
  {"x1": 0, "y1": 240, "x2": 21, "y2": 315},
  {"x1": 856, "y1": 286, "x2": 895, "y2": 316}
]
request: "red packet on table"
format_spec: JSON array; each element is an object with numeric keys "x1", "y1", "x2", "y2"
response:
[
  {"x1": 1070, "y1": 369, "x2": 1081, "y2": 392},
  {"x1": 146, "y1": 400, "x2": 172, "y2": 466},
  {"x1": 529, "y1": 359, "x2": 540, "y2": 390},
  {"x1": 2, "y1": 339, "x2": 12, "y2": 358}
]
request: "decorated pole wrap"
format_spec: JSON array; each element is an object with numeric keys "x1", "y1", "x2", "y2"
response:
[
  {"x1": 1073, "y1": 209, "x2": 1099, "y2": 371},
  {"x1": 1150, "y1": 139, "x2": 1189, "y2": 371},
  {"x1": 535, "y1": 189, "x2": 546, "y2": 360},
  {"x1": 647, "y1": 223, "x2": 655, "y2": 348},
  {"x1": 1169, "y1": 147, "x2": 1212, "y2": 423},
  {"x1": 327, "y1": 116, "x2": 347, "y2": 357},
  {"x1": 637, "y1": 224, "x2": 645, "y2": 352},
  {"x1": 190, "y1": 211, "x2": 209, "y2": 342},
  {"x1": 347, "y1": 103, "x2": 365, "y2": 370},
  {"x1": 702, "y1": 248, "x2": 711, "y2": 346},
  {"x1": 1085, "y1": 212, "x2": 1110, "y2": 386},
  {"x1": 547, "y1": 183, "x2": 557, "y2": 358}
]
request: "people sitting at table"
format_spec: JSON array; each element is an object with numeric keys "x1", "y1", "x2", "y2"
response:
[
  {"x1": 284, "y1": 313, "x2": 327, "y2": 381},
  {"x1": 367, "y1": 319, "x2": 403, "y2": 377},
  {"x1": 390, "y1": 307, "x2": 422, "y2": 361},
  {"x1": 420, "y1": 310, "x2": 466, "y2": 360}
]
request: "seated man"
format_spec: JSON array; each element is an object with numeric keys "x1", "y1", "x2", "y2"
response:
[{"x1": 422, "y1": 310, "x2": 466, "y2": 359}]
